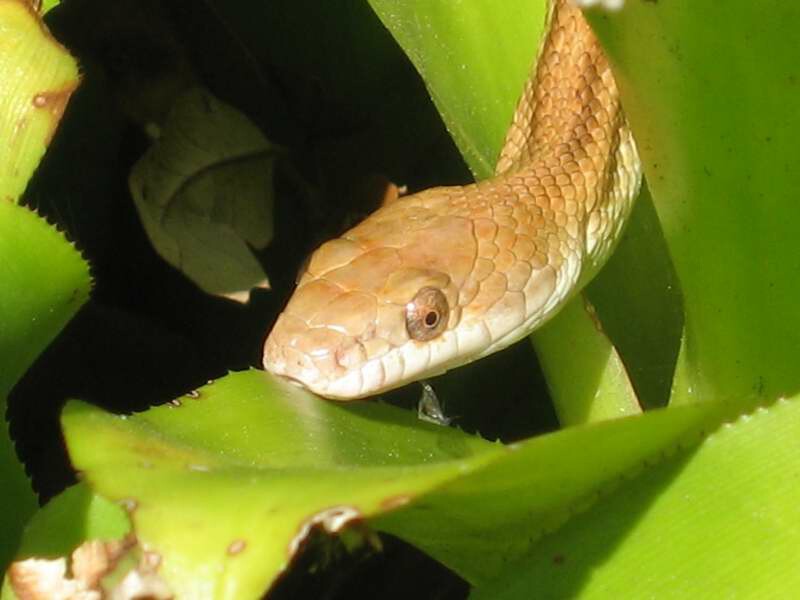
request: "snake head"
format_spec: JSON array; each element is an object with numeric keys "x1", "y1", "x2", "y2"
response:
[{"x1": 263, "y1": 186, "x2": 563, "y2": 399}]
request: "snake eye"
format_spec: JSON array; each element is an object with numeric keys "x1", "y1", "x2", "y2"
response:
[{"x1": 405, "y1": 287, "x2": 449, "y2": 341}]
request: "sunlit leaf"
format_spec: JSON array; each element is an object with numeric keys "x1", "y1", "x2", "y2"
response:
[
  {"x1": 40, "y1": 0, "x2": 58, "y2": 14},
  {"x1": 533, "y1": 297, "x2": 641, "y2": 425},
  {"x1": 586, "y1": 0, "x2": 800, "y2": 404},
  {"x1": 59, "y1": 370, "x2": 740, "y2": 597},
  {"x1": 0, "y1": 0, "x2": 78, "y2": 201},
  {"x1": 472, "y1": 396, "x2": 800, "y2": 599},
  {"x1": 0, "y1": 0, "x2": 84, "y2": 570},
  {"x1": 0, "y1": 203, "x2": 90, "y2": 570},
  {"x1": 368, "y1": 0, "x2": 545, "y2": 180}
]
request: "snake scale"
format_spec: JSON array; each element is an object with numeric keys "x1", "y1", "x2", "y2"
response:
[{"x1": 263, "y1": 0, "x2": 641, "y2": 399}]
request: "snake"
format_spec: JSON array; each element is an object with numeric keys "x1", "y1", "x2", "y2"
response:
[{"x1": 263, "y1": 0, "x2": 641, "y2": 399}]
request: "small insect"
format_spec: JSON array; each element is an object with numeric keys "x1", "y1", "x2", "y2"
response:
[{"x1": 417, "y1": 381, "x2": 453, "y2": 426}]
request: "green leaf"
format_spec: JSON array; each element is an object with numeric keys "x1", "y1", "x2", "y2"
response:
[
  {"x1": 0, "y1": 0, "x2": 78, "y2": 201},
  {"x1": 585, "y1": 0, "x2": 800, "y2": 404},
  {"x1": 129, "y1": 86, "x2": 278, "y2": 302},
  {"x1": 585, "y1": 184, "x2": 683, "y2": 410},
  {"x1": 40, "y1": 0, "x2": 59, "y2": 14},
  {"x1": 60, "y1": 370, "x2": 742, "y2": 596},
  {"x1": 0, "y1": 203, "x2": 90, "y2": 569},
  {"x1": 533, "y1": 296, "x2": 641, "y2": 426},
  {"x1": 60, "y1": 372, "x2": 495, "y2": 597},
  {"x1": 0, "y1": 203, "x2": 90, "y2": 400},
  {"x1": 8, "y1": 483, "x2": 130, "y2": 561},
  {"x1": 374, "y1": 400, "x2": 738, "y2": 583},
  {"x1": 368, "y1": 0, "x2": 546, "y2": 180},
  {"x1": 0, "y1": 0, "x2": 85, "y2": 569},
  {"x1": 472, "y1": 395, "x2": 800, "y2": 599}
]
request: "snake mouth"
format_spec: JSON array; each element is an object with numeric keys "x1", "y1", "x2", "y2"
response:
[
  {"x1": 263, "y1": 313, "x2": 487, "y2": 400},
  {"x1": 263, "y1": 345, "x2": 372, "y2": 400},
  {"x1": 270, "y1": 371, "x2": 308, "y2": 390},
  {"x1": 262, "y1": 323, "x2": 366, "y2": 399},
  {"x1": 263, "y1": 337, "x2": 319, "y2": 389},
  {"x1": 262, "y1": 320, "x2": 384, "y2": 399}
]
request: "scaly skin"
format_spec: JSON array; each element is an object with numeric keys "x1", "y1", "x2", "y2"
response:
[{"x1": 263, "y1": 0, "x2": 641, "y2": 399}]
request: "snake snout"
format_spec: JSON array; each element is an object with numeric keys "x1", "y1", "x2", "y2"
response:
[
  {"x1": 263, "y1": 312, "x2": 372, "y2": 399},
  {"x1": 263, "y1": 331, "x2": 319, "y2": 388}
]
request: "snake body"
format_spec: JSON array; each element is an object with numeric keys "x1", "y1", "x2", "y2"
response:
[{"x1": 263, "y1": 0, "x2": 641, "y2": 399}]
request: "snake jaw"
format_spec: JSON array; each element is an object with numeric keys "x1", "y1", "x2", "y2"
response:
[
  {"x1": 262, "y1": 265, "x2": 566, "y2": 399},
  {"x1": 264, "y1": 320, "x2": 468, "y2": 399}
]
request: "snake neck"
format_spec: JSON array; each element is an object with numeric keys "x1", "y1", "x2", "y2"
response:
[{"x1": 496, "y1": 0, "x2": 640, "y2": 278}]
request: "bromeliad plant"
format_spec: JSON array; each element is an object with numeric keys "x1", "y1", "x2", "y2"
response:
[{"x1": 3, "y1": 0, "x2": 800, "y2": 598}]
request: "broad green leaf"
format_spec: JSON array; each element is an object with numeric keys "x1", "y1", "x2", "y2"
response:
[
  {"x1": 0, "y1": 201, "x2": 91, "y2": 568},
  {"x1": 368, "y1": 0, "x2": 546, "y2": 180},
  {"x1": 0, "y1": 0, "x2": 85, "y2": 569},
  {"x1": 472, "y1": 395, "x2": 800, "y2": 599},
  {"x1": 585, "y1": 184, "x2": 683, "y2": 410},
  {"x1": 586, "y1": 1, "x2": 800, "y2": 404},
  {"x1": 129, "y1": 86, "x2": 278, "y2": 303},
  {"x1": 373, "y1": 399, "x2": 740, "y2": 583},
  {"x1": 60, "y1": 372, "x2": 496, "y2": 598},
  {"x1": 534, "y1": 296, "x2": 641, "y2": 426},
  {"x1": 11, "y1": 483, "x2": 130, "y2": 560},
  {"x1": 0, "y1": 202, "x2": 89, "y2": 420},
  {"x1": 0, "y1": 0, "x2": 78, "y2": 201},
  {"x1": 60, "y1": 370, "x2": 742, "y2": 596}
]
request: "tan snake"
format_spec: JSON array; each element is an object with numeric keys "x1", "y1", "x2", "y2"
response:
[{"x1": 263, "y1": 0, "x2": 641, "y2": 399}]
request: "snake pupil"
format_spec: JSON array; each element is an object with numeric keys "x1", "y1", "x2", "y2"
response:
[{"x1": 424, "y1": 311, "x2": 439, "y2": 327}]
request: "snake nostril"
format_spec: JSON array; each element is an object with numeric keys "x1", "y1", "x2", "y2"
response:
[{"x1": 335, "y1": 341, "x2": 367, "y2": 369}]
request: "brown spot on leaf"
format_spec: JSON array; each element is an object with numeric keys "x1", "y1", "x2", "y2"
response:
[
  {"x1": 31, "y1": 83, "x2": 79, "y2": 145},
  {"x1": 227, "y1": 539, "x2": 247, "y2": 555},
  {"x1": 581, "y1": 294, "x2": 606, "y2": 333},
  {"x1": 380, "y1": 494, "x2": 411, "y2": 511}
]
